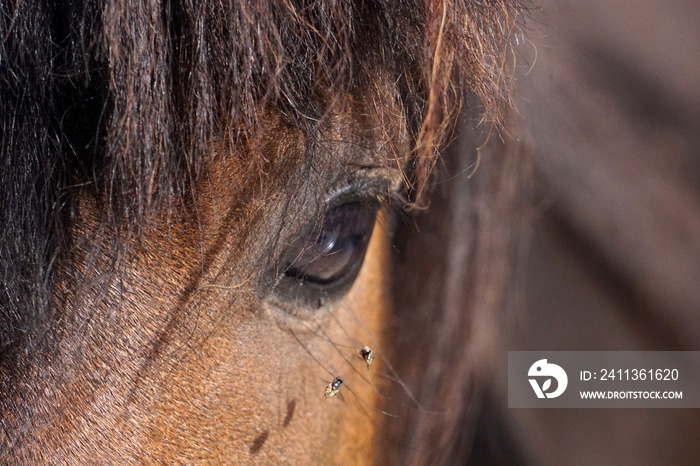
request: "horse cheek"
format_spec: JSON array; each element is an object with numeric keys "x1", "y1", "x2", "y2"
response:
[{"x1": 328, "y1": 217, "x2": 395, "y2": 463}]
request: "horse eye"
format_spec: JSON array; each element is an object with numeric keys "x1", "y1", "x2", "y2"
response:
[{"x1": 282, "y1": 201, "x2": 377, "y2": 285}]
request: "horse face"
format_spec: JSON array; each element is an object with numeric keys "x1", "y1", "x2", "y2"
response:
[
  {"x1": 0, "y1": 1, "x2": 523, "y2": 462},
  {"x1": 40, "y1": 91, "x2": 406, "y2": 463}
]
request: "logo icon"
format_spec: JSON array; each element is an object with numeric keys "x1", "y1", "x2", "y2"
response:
[{"x1": 528, "y1": 359, "x2": 568, "y2": 398}]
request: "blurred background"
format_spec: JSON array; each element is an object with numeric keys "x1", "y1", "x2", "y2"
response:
[
  {"x1": 497, "y1": 0, "x2": 700, "y2": 464},
  {"x1": 384, "y1": 1, "x2": 700, "y2": 464}
]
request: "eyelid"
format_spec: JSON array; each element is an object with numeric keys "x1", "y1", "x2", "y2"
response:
[{"x1": 323, "y1": 176, "x2": 395, "y2": 209}]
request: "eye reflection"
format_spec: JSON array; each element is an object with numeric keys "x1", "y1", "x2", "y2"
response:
[{"x1": 283, "y1": 202, "x2": 377, "y2": 285}]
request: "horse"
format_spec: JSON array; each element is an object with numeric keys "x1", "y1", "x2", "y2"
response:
[
  {"x1": 2, "y1": 0, "x2": 699, "y2": 464},
  {"x1": 0, "y1": 0, "x2": 525, "y2": 463}
]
